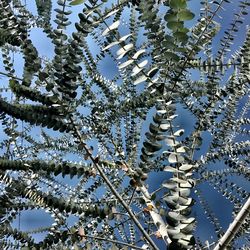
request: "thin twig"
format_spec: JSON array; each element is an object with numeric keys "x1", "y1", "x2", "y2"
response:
[
  {"x1": 128, "y1": 187, "x2": 136, "y2": 206},
  {"x1": 0, "y1": 71, "x2": 22, "y2": 81}
]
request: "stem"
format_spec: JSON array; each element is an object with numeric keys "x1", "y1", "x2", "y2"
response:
[
  {"x1": 128, "y1": 188, "x2": 136, "y2": 206},
  {"x1": 70, "y1": 117, "x2": 159, "y2": 250},
  {"x1": 0, "y1": 71, "x2": 23, "y2": 81},
  {"x1": 213, "y1": 196, "x2": 250, "y2": 250}
]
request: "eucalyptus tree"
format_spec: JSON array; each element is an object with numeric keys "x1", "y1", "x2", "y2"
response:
[{"x1": 0, "y1": 0, "x2": 249, "y2": 249}]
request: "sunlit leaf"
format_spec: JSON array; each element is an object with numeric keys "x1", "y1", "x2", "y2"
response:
[
  {"x1": 102, "y1": 41, "x2": 119, "y2": 51},
  {"x1": 118, "y1": 59, "x2": 134, "y2": 69},
  {"x1": 174, "y1": 129, "x2": 185, "y2": 136},
  {"x1": 104, "y1": 9, "x2": 120, "y2": 19},
  {"x1": 168, "y1": 153, "x2": 184, "y2": 163},
  {"x1": 179, "y1": 164, "x2": 193, "y2": 171},
  {"x1": 102, "y1": 20, "x2": 120, "y2": 36},
  {"x1": 116, "y1": 43, "x2": 133, "y2": 59},
  {"x1": 134, "y1": 75, "x2": 147, "y2": 85},
  {"x1": 119, "y1": 34, "x2": 132, "y2": 42},
  {"x1": 132, "y1": 49, "x2": 146, "y2": 59}
]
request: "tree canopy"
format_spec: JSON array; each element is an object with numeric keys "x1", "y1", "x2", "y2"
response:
[{"x1": 0, "y1": 0, "x2": 249, "y2": 249}]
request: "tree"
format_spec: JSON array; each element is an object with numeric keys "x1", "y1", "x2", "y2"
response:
[{"x1": 0, "y1": 0, "x2": 249, "y2": 249}]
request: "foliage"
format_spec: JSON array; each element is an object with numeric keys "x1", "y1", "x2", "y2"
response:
[{"x1": 0, "y1": 0, "x2": 249, "y2": 249}]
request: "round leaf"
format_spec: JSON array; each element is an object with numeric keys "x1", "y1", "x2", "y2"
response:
[
  {"x1": 169, "y1": 0, "x2": 187, "y2": 9},
  {"x1": 178, "y1": 9, "x2": 195, "y2": 21}
]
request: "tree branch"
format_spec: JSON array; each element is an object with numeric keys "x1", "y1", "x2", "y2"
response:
[
  {"x1": 214, "y1": 196, "x2": 250, "y2": 250},
  {"x1": 70, "y1": 117, "x2": 159, "y2": 250}
]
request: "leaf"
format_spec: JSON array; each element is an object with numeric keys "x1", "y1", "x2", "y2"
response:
[
  {"x1": 147, "y1": 67, "x2": 159, "y2": 78},
  {"x1": 169, "y1": 0, "x2": 187, "y2": 9},
  {"x1": 167, "y1": 21, "x2": 184, "y2": 31},
  {"x1": 179, "y1": 179, "x2": 196, "y2": 188},
  {"x1": 157, "y1": 109, "x2": 167, "y2": 114},
  {"x1": 179, "y1": 188, "x2": 191, "y2": 197},
  {"x1": 131, "y1": 66, "x2": 141, "y2": 76},
  {"x1": 116, "y1": 43, "x2": 133, "y2": 59},
  {"x1": 164, "y1": 51, "x2": 180, "y2": 61},
  {"x1": 131, "y1": 60, "x2": 148, "y2": 76},
  {"x1": 102, "y1": 20, "x2": 120, "y2": 36},
  {"x1": 102, "y1": 41, "x2": 119, "y2": 51},
  {"x1": 70, "y1": 0, "x2": 85, "y2": 5},
  {"x1": 168, "y1": 153, "x2": 184, "y2": 163},
  {"x1": 164, "y1": 13, "x2": 177, "y2": 22},
  {"x1": 181, "y1": 217, "x2": 195, "y2": 224},
  {"x1": 159, "y1": 123, "x2": 170, "y2": 131},
  {"x1": 74, "y1": 244, "x2": 80, "y2": 250},
  {"x1": 167, "y1": 227, "x2": 181, "y2": 235},
  {"x1": 113, "y1": 207, "x2": 121, "y2": 220},
  {"x1": 174, "y1": 129, "x2": 185, "y2": 136},
  {"x1": 164, "y1": 166, "x2": 181, "y2": 173},
  {"x1": 178, "y1": 238, "x2": 192, "y2": 246},
  {"x1": 85, "y1": 3, "x2": 103, "y2": 17},
  {"x1": 149, "y1": 123, "x2": 159, "y2": 134},
  {"x1": 104, "y1": 9, "x2": 120, "y2": 19},
  {"x1": 171, "y1": 177, "x2": 188, "y2": 184},
  {"x1": 178, "y1": 196, "x2": 193, "y2": 206},
  {"x1": 165, "y1": 137, "x2": 178, "y2": 146},
  {"x1": 142, "y1": 146, "x2": 155, "y2": 156},
  {"x1": 143, "y1": 140, "x2": 162, "y2": 152},
  {"x1": 119, "y1": 34, "x2": 132, "y2": 42},
  {"x1": 176, "y1": 146, "x2": 186, "y2": 153},
  {"x1": 173, "y1": 31, "x2": 189, "y2": 43},
  {"x1": 168, "y1": 114, "x2": 178, "y2": 120},
  {"x1": 168, "y1": 211, "x2": 184, "y2": 220},
  {"x1": 134, "y1": 75, "x2": 147, "y2": 85},
  {"x1": 118, "y1": 59, "x2": 134, "y2": 69},
  {"x1": 132, "y1": 49, "x2": 146, "y2": 59},
  {"x1": 178, "y1": 9, "x2": 195, "y2": 21},
  {"x1": 51, "y1": 104, "x2": 61, "y2": 107},
  {"x1": 179, "y1": 164, "x2": 193, "y2": 171},
  {"x1": 162, "y1": 181, "x2": 177, "y2": 189}
]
